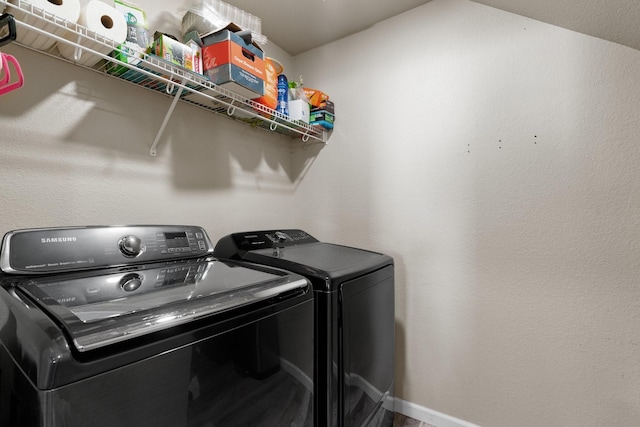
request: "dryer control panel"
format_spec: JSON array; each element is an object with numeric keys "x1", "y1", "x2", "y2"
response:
[
  {"x1": 214, "y1": 229, "x2": 318, "y2": 259},
  {"x1": 0, "y1": 225, "x2": 213, "y2": 274}
]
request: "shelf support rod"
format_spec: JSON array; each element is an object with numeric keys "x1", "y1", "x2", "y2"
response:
[{"x1": 150, "y1": 78, "x2": 186, "y2": 156}]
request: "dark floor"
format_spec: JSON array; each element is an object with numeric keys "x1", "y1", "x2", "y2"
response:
[{"x1": 393, "y1": 413, "x2": 436, "y2": 427}]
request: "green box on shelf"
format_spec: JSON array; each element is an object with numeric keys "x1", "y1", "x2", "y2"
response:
[
  {"x1": 152, "y1": 32, "x2": 194, "y2": 70},
  {"x1": 107, "y1": 0, "x2": 150, "y2": 76}
]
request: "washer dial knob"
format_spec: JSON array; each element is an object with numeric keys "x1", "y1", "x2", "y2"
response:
[
  {"x1": 120, "y1": 273, "x2": 142, "y2": 292},
  {"x1": 119, "y1": 235, "x2": 143, "y2": 258}
]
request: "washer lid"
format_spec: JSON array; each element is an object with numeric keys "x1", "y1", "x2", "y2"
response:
[
  {"x1": 14, "y1": 258, "x2": 308, "y2": 352},
  {"x1": 252, "y1": 242, "x2": 386, "y2": 273},
  {"x1": 213, "y1": 230, "x2": 393, "y2": 291},
  {"x1": 244, "y1": 243, "x2": 393, "y2": 293}
]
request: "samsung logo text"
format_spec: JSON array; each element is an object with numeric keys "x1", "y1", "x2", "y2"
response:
[{"x1": 41, "y1": 237, "x2": 78, "y2": 244}]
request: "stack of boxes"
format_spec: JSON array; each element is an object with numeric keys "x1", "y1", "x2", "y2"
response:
[
  {"x1": 304, "y1": 88, "x2": 334, "y2": 130},
  {"x1": 310, "y1": 100, "x2": 334, "y2": 130}
]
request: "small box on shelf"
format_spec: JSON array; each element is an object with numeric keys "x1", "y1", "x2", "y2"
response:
[
  {"x1": 184, "y1": 31, "x2": 203, "y2": 74},
  {"x1": 151, "y1": 32, "x2": 194, "y2": 70}
]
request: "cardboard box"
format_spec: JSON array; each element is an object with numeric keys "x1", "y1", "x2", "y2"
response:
[
  {"x1": 152, "y1": 32, "x2": 194, "y2": 70},
  {"x1": 201, "y1": 27, "x2": 265, "y2": 99},
  {"x1": 108, "y1": 0, "x2": 150, "y2": 75},
  {"x1": 189, "y1": 41, "x2": 203, "y2": 74},
  {"x1": 184, "y1": 31, "x2": 203, "y2": 74}
]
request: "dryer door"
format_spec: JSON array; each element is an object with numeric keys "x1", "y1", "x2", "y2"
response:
[{"x1": 341, "y1": 265, "x2": 395, "y2": 427}]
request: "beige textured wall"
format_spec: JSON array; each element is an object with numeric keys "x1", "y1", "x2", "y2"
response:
[
  {"x1": 293, "y1": 0, "x2": 640, "y2": 425},
  {"x1": 2, "y1": 0, "x2": 640, "y2": 426}
]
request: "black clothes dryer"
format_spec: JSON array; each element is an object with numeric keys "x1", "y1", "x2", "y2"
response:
[
  {"x1": 0, "y1": 225, "x2": 314, "y2": 427},
  {"x1": 214, "y1": 229, "x2": 395, "y2": 427}
]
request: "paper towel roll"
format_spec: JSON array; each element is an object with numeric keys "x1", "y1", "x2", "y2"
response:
[
  {"x1": 58, "y1": 0, "x2": 126, "y2": 67},
  {"x1": 8, "y1": 0, "x2": 81, "y2": 51}
]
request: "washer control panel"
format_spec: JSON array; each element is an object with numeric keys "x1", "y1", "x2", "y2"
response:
[
  {"x1": 0, "y1": 225, "x2": 213, "y2": 274},
  {"x1": 213, "y1": 229, "x2": 318, "y2": 259}
]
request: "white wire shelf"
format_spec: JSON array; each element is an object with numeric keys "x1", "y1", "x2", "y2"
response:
[{"x1": 1, "y1": 0, "x2": 329, "y2": 156}]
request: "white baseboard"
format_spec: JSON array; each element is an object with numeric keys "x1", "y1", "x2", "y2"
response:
[
  {"x1": 279, "y1": 361, "x2": 478, "y2": 427},
  {"x1": 394, "y1": 398, "x2": 480, "y2": 427}
]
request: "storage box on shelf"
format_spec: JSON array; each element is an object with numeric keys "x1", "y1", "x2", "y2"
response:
[
  {"x1": 201, "y1": 26, "x2": 265, "y2": 99},
  {"x1": 0, "y1": 0, "x2": 328, "y2": 156}
]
